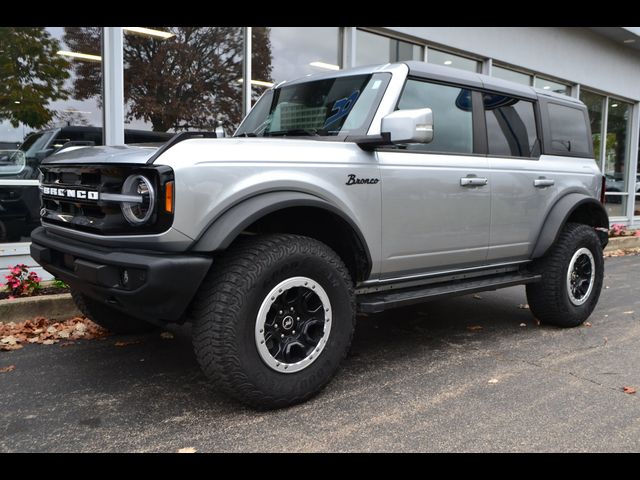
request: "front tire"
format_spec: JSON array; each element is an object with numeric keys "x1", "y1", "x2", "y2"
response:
[
  {"x1": 526, "y1": 223, "x2": 604, "y2": 327},
  {"x1": 191, "y1": 234, "x2": 355, "y2": 409},
  {"x1": 71, "y1": 289, "x2": 157, "y2": 334}
]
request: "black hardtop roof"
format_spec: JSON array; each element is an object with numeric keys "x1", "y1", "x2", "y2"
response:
[{"x1": 403, "y1": 61, "x2": 583, "y2": 106}]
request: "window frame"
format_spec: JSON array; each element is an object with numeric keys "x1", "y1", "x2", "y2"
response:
[
  {"x1": 478, "y1": 90, "x2": 543, "y2": 160},
  {"x1": 382, "y1": 76, "x2": 485, "y2": 157},
  {"x1": 538, "y1": 97, "x2": 595, "y2": 159}
]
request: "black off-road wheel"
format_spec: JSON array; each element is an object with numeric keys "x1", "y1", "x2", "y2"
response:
[
  {"x1": 71, "y1": 289, "x2": 157, "y2": 334},
  {"x1": 191, "y1": 234, "x2": 356, "y2": 410},
  {"x1": 526, "y1": 222, "x2": 604, "y2": 328}
]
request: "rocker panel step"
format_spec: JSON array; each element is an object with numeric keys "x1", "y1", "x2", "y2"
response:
[{"x1": 357, "y1": 272, "x2": 541, "y2": 313}]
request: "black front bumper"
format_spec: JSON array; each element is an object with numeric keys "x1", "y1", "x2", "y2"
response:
[{"x1": 30, "y1": 227, "x2": 212, "y2": 323}]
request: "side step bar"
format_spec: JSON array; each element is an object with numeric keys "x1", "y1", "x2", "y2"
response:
[{"x1": 357, "y1": 272, "x2": 541, "y2": 314}]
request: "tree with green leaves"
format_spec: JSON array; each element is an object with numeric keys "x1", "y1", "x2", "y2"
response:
[
  {"x1": 64, "y1": 27, "x2": 273, "y2": 132},
  {"x1": 0, "y1": 27, "x2": 70, "y2": 129}
]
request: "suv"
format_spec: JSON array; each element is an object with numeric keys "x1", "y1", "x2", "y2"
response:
[{"x1": 30, "y1": 62, "x2": 609, "y2": 409}]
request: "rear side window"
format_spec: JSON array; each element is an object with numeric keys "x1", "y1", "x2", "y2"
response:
[
  {"x1": 396, "y1": 79, "x2": 473, "y2": 154},
  {"x1": 484, "y1": 94, "x2": 539, "y2": 158},
  {"x1": 547, "y1": 103, "x2": 591, "y2": 156}
]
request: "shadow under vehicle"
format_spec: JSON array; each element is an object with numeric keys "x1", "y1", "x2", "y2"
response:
[{"x1": 0, "y1": 126, "x2": 173, "y2": 242}]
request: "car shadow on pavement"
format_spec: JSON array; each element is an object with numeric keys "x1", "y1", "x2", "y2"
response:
[{"x1": 57, "y1": 288, "x2": 536, "y2": 413}]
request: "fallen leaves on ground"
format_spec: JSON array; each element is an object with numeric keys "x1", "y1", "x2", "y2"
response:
[
  {"x1": 1, "y1": 316, "x2": 108, "y2": 351},
  {"x1": 604, "y1": 247, "x2": 640, "y2": 258},
  {"x1": 466, "y1": 325, "x2": 483, "y2": 331},
  {"x1": 584, "y1": 322, "x2": 592, "y2": 327},
  {"x1": 623, "y1": 386, "x2": 636, "y2": 394},
  {"x1": 0, "y1": 365, "x2": 16, "y2": 373},
  {"x1": 160, "y1": 331, "x2": 174, "y2": 340},
  {"x1": 114, "y1": 340, "x2": 142, "y2": 347},
  {"x1": 177, "y1": 447, "x2": 197, "y2": 453},
  {"x1": 517, "y1": 304, "x2": 529, "y2": 309}
]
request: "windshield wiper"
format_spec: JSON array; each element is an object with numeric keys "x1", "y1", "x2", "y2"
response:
[
  {"x1": 263, "y1": 128, "x2": 327, "y2": 137},
  {"x1": 235, "y1": 132, "x2": 257, "y2": 137}
]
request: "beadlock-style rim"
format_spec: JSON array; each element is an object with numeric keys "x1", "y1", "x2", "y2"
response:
[
  {"x1": 255, "y1": 276, "x2": 332, "y2": 373},
  {"x1": 566, "y1": 247, "x2": 596, "y2": 306}
]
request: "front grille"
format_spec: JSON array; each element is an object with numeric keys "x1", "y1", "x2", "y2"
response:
[{"x1": 39, "y1": 164, "x2": 174, "y2": 235}]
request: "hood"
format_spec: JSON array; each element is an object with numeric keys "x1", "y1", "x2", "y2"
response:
[{"x1": 42, "y1": 144, "x2": 160, "y2": 165}]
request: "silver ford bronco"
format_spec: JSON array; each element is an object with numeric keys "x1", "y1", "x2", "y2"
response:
[{"x1": 31, "y1": 61, "x2": 609, "y2": 409}]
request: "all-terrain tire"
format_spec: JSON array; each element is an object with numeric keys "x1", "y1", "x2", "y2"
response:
[
  {"x1": 526, "y1": 222, "x2": 604, "y2": 328},
  {"x1": 71, "y1": 289, "x2": 157, "y2": 334},
  {"x1": 191, "y1": 234, "x2": 356, "y2": 410}
]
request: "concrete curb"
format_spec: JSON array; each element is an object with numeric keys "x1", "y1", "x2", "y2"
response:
[
  {"x1": 0, "y1": 294, "x2": 80, "y2": 324},
  {"x1": 605, "y1": 235, "x2": 640, "y2": 251}
]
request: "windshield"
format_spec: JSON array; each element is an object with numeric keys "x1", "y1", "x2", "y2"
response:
[
  {"x1": 18, "y1": 130, "x2": 55, "y2": 158},
  {"x1": 235, "y1": 73, "x2": 391, "y2": 137}
]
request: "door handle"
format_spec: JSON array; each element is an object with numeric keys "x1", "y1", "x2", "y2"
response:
[
  {"x1": 534, "y1": 178, "x2": 555, "y2": 188},
  {"x1": 460, "y1": 177, "x2": 488, "y2": 187}
]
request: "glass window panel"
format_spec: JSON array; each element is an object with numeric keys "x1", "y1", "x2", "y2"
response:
[
  {"x1": 355, "y1": 30, "x2": 422, "y2": 66},
  {"x1": 603, "y1": 99, "x2": 632, "y2": 217},
  {"x1": 427, "y1": 48, "x2": 480, "y2": 73},
  {"x1": 484, "y1": 94, "x2": 539, "y2": 157},
  {"x1": 120, "y1": 27, "x2": 244, "y2": 137},
  {"x1": 547, "y1": 103, "x2": 592, "y2": 156},
  {"x1": 492, "y1": 65, "x2": 532, "y2": 86},
  {"x1": 396, "y1": 79, "x2": 473, "y2": 154},
  {"x1": 534, "y1": 76, "x2": 570, "y2": 95},
  {"x1": 604, "y1": 100, "x2": 632, "y2": 191},
  {"x1": 0, "y1": 27, "x2": 102, "y2": 243},
  {"x1": 262, "y1": 27, "x2": 340, "y2": 84},
  {"x1": 579, "y1": 90, "x2": 605, "y2": 164},
  {"x1": 605, "y1": 194, "x2": 627, "y2": 217}
]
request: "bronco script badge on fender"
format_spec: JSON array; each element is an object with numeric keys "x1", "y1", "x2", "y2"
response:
[{"x1": 345, "y1": 174, "x2": 380, "y2": 185}]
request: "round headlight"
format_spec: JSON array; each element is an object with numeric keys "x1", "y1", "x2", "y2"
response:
[{"x1": 121, "y1": 175, "x2": 155, "y2": 225}]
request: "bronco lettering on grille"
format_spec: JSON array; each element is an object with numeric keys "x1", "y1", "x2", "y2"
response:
[{"x1": 42, "y1": 186, "x2": 99, "y2": 200}]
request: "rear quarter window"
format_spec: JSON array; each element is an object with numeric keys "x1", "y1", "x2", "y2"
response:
[{"x1": 546, "y1": 103, "x2": 592, "y2": 157}]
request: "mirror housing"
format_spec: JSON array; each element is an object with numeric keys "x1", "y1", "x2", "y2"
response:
[{"x1": 381, "y1": 108, "x2": 433, "y2": 144}]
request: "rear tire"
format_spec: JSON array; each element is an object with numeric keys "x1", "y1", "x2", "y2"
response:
[
  {"x1": 71, "y1": 289, "x2": 157, "y2": 334},
  {"x1": 526, "y1": 223, "x2": 604, "y2": 328},
  {"x1": 191, "y1": 234, "x2": 356, "y2": 410}
]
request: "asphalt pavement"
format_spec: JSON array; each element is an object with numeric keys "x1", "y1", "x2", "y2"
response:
[{"x1": 1, "y1": 255, "x2": 639, "y2": 452}]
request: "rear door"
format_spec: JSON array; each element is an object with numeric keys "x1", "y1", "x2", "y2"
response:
[{"x1": 483, "y1": 92, "x2": 556, "y2": 261}]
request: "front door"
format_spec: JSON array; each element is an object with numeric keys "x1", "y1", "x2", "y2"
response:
[{"x1": 377, "y1": 78, "x2": 491, "y2": 279}]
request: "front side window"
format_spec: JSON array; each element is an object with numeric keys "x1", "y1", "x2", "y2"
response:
[
  {"x1": 396, "y1": 79, "x2": 473, "y2": 154},
  {"x1": 484, "y1": 94, "x2": 539, "y2": 158},
  {"x1": 235, "y1": 73, "x2": 390, "y2": 137},
  {"x1": 547, "y1": 103, "x2": 591, "y2": 156}
]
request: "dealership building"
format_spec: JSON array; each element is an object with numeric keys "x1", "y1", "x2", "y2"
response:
[{"x1": 1, "y1": 26, "x2": 639, "y2": 278}]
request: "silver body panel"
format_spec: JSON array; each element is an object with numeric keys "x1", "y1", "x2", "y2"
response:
[
  {"x1": 377, "y1": 151, "x2": 490, "y2": 277},
  {"x1": 38, "y1": 61, "x2": 603, "y2": 284}
]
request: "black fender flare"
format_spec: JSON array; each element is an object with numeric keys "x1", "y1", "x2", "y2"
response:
[
  {"x1": 191, "y1": 191, "x2": 372, "y2": 270},
  {"x1": 531, "y1": 193, "x2": 609, "y2": 259}
]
